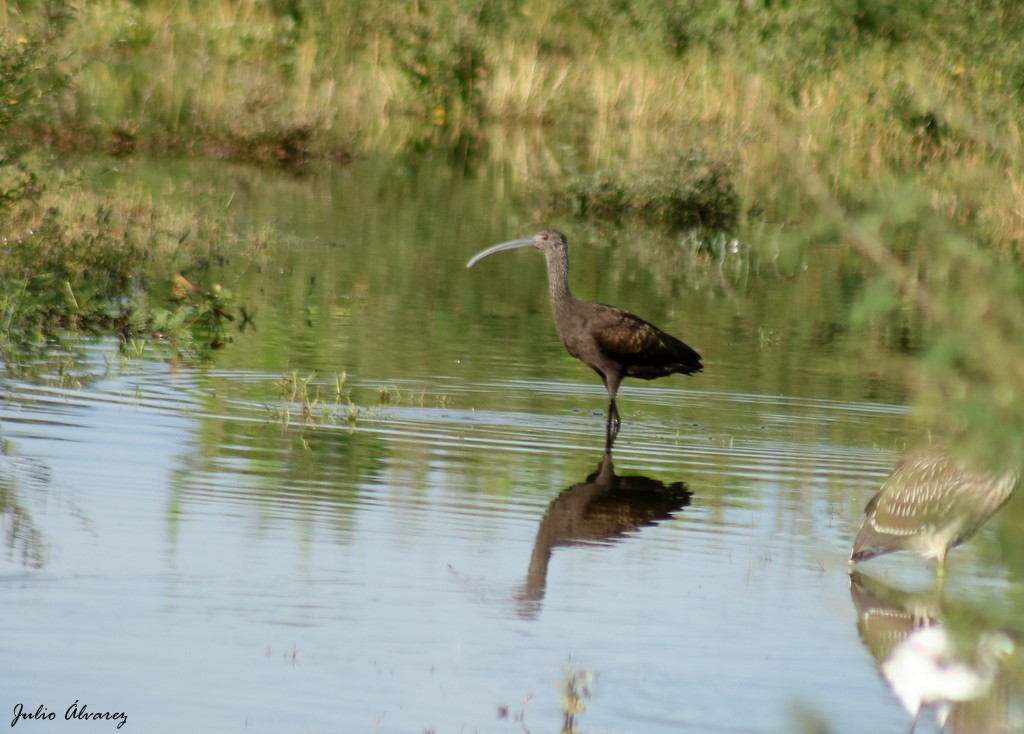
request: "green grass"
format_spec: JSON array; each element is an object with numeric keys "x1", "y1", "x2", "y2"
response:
[
  {"x1": 3, "y1": 3, "x2": 1019, "y2": 194},
  {"x1": 6, "y1": 2, "x2": 1024, "y2": 253},
  {"x1": 0, "y1": 30, "x2": 257, "y2": 364}
]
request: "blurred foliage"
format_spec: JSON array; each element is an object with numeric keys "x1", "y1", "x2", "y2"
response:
[
  {"x1": 0, "y1": 454, "x2": 48, "y2": 568},
  {"x1": 383, "y1": 0, "x2": 506, "y2": 126},
  {"x1": 791, "y1": 140, "x2": 1024, "y2": 470}
]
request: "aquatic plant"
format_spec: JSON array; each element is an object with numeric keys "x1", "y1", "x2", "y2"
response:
[
  {"x1": 559, "y1": 665, "x2": 593, "y2": 734},
  {"x1": 376, "y1": 384, "x2": 402, "y2": 406}
]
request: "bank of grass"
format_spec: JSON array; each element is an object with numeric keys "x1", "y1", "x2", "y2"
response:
[
  {"x1": 0, "y1": 15, "x2": 270, "y2": 362},
  {"x1": 0, "y1": 174, "x2": 256, "y2": 360},
  {"x1": 9, "y1": 0, "x2": 1020, "y2": 244}
]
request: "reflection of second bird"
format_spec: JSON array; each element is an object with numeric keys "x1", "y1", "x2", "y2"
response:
[
  {"x1": 849, "y1": 571, "x2": 1016, "y2": 734},
  {"x1": 850, "y1": 446, "x2": 1018, "y2": 577},
  {"x1": 883, "y1": 624, "x2": 1014, "y2": 733}
]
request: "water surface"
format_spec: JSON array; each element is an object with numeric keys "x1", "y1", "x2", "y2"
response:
[{"x1": 2, "y1": 147, "x2": 1022, "y2": 733}]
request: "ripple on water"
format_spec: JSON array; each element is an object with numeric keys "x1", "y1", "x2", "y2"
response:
[{"x1": 0, "y1": 353, "x2": 999, "y2": 734}]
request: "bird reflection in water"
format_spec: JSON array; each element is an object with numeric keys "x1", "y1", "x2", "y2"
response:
[
  {"x1": 516, "y1": 453, "x2": 691, "y2": 618},
  {"x1": 850, "y1": 571, "x2": 1016, "y2": 733}
]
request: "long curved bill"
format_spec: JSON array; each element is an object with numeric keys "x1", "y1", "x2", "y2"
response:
[{"x1": 466, "y1": 238, "x2": 534, "y2": 268}]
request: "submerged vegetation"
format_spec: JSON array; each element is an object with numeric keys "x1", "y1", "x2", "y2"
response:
[{"x1": 2, "y1": 0, "x2": 1024, "y2": 461}]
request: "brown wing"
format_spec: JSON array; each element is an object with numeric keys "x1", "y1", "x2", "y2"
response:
[{"x1": 592, "y1": 306, "x2": 702, "y2": 378}]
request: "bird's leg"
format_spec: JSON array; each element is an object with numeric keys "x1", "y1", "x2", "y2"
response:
[
  {"x1": 602, "y1": 373, "x2": 622, "y2": 451},
  {"x1": 934, "y1": 552, "x2": 948, "y2": 597},
  {"x1": 605, "y1": 399, "x2": 621, "y2": 450}
]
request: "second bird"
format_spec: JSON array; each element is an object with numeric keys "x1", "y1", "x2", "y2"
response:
[
  {"x1": 467, "y1": 230, "x2": 703, "y2": 449},
  {"x1": 850, "y1": 446, "x2": 1018, "y2": 577}
]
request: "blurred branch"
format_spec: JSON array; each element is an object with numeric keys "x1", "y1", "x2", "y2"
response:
[{"x1": 777, "y1": 107, "x2": 1024, "y2": 468}]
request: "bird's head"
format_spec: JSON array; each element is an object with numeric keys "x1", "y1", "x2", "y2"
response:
[
  {"x1": 466, "y1": 230, "x2": 568, "y2": 268},
  {"x1": 531, "y1": 230, "x2": 568, "y2": 255}
]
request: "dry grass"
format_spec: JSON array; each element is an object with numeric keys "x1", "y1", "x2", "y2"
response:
[
  {"x1": 20, "y1": 0, "x2": 1019, "y2": 254},
  {"x1": 14, "y1": 16, "x2": 1024, "y2": 231}
]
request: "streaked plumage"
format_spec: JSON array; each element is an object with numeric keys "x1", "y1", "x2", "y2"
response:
[
  {"x1": 467, "y1": 230, "x2": 702, "y2": 448},
  {"x1": 851, "y1": 447, "x2": 1018, "y2": 574}
]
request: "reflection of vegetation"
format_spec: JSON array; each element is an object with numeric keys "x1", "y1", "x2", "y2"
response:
[
  {"x1": 548, "y1": 149, "x2": 740, "y2": 230},
  {"x1": 166, "y1": 385, "x2": 390, "y2": 547},
  {"x1": 0, "y1": 452, "x2": 49, "y2": 569}
]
